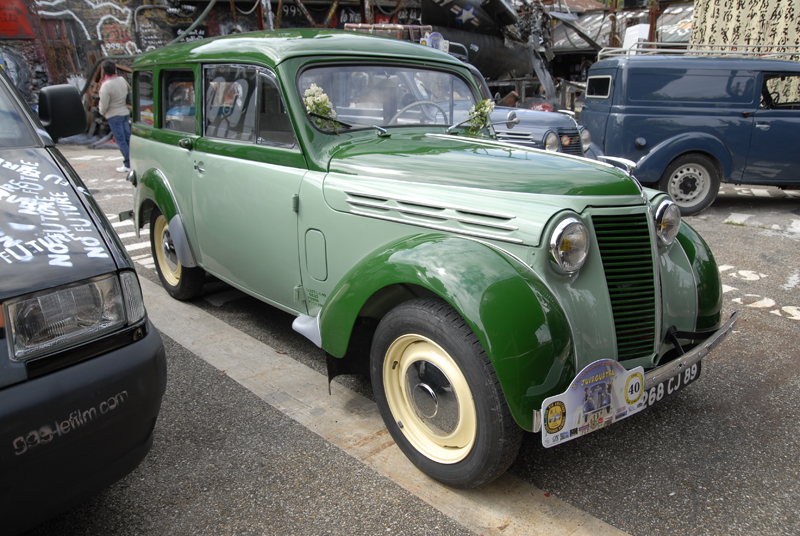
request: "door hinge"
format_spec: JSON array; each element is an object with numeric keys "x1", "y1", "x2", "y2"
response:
[
  {"x1": 292, "y1": 194, "x2": 299, "y2": 213},
  {"x1": 293, "y1": 285, "x2": 306, "y2": 302}
]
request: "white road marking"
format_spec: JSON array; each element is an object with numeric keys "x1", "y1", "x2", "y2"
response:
[
  {"x1": 718, "y1": 265, "x2": 734, "y2": 272},
  {"x1": 112, "y1": 220, "x2": 133, "y2": 228},
  {"x1": 725, "y1": 213, "x2": 752, "y2": 224},
  {"x1": 783, "y1": 272, "x2": 799, "y2": 291},
  {"x1": 789, "y1": 220, "x2": 800, "y2": 233},
  {"x1": 750, "y1": 189, "x2": 771, "y2": 197},
  {"x1": 117, "y1": 230, "x2": 149, "y2": 239},
  {"x1": 785, "y1": 190, "x2": 800, "y2": 198},
  {"x1": 722, "y1": 285, "x2": 738, "y2": 293},
  {"x1": 125, "y1": 242, "x2": 150, "y2": 252},
  {"x1": 140, "y1": 278, "x2": 627, "y2": 536},
  {"x1": 130, "y1": 253, "x2": 151, "y2": 260}
]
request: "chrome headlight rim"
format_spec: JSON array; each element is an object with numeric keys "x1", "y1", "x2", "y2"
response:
[
  {"x1": 549, "y1": 217, "x2": 590, "y2": 275},
  {"x1": 544, "y1": 131, "x2": 559, "y2": 152},
  {"x1": 579, "y1": 126, "x2": 591, "y2": 148},
  {"x1": 655, "y1": 199, "x2": 681, "y2": 246},
  {"x1": 5, "y1": 272, "x2": 144, "y2": 362}
]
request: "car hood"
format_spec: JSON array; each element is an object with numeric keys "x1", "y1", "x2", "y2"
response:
[
  {"x1": 0, "y1": 147, "x2": 117, "y2": 300},
  {"x1": 323, "y1": 133, "x2": 645, "y2": 247},
  {"x1": 328, "y1": 132, "x2": 637, "y2": 196}
]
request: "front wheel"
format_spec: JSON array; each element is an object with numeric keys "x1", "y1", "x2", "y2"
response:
[
  {"x1": 370, "y1": 298, "x2": 522, "y2": 488},
  {"x1": 150, "y1": 208, "x2": 205, "y2": 300},
  {"x1": 658, "y1": 154, "x2": 720, "y2": 216}
]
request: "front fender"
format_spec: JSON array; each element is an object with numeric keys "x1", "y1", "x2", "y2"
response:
[
  {"x1": 135, "y1": 168, "x2": 197, "y2": 268},
  {"x1": 676, "y1": 222, "x2": 723, "y2": 331},
  {"x1": 320, "y1": 234, "x2": 575, "y2": 431},
  {"x1": 634, "y1": 133, "x2": 733, "y2": 185}
]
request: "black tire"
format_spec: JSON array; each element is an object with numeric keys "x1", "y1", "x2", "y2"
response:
[
  {"x1": 658, "y1": 154, "x2": 720, "y2": 216},
  {"x1": 150, "y1": 207, "x2": 205, "y2": 300},
  {"x1": 370, "y1": 297, "x2": 522, "y2": 489}
]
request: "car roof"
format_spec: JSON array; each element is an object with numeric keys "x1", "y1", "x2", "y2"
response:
[
  {"x1": 591, "y1": 54, "x2": 800, "y2": 73},
  {"x1": 133, "y1": 29, "x2": 464, "y2": 70}
]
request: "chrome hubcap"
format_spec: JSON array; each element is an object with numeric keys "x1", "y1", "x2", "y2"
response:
[
  {"x1": 161, "y1": 228, "x2": 179, "y2": 272},
  {"x1": 407, "y1": 361, "x2": 459, "y2": 437}
]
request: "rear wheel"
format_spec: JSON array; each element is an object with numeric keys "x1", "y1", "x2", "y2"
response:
[
  {"x1": 370, "y1": 298, "x2": 522, "y2": 488},
  {"x1": 150, "y1": 208, "x2": 204, "y2": 300},
  {"x1": 658, "y1": 154, "x2": 720, "y2": 216}
]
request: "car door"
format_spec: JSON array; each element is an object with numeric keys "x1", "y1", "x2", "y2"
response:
[
  {"x1": 745, "y1": 72, "x2": 800, "y2": 184},
  {"x1": 192, "y1": 64, "x2": 308, "y2": 313}
]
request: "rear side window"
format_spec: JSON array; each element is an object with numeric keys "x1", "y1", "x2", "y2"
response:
[
  {"x1": 258, "y1": 71, "x2": 295, "y2": 147},
  {"x1": 204, "y1": 65, "x2": 258, "y2": 141},
  {"x1": 586, "y1": 76, "x2": 611, "y2": 98},
  {"x1": 761, "y1": 73, "x2": 800, "y2": 109},
  {"x1": 162, "y1": 70, "x2": 195, "y2": 133},
  {"x1": 133, "y1": 70, "x2": 154, "y2": 126},
  {"x1": 628, "y1": 72, "x2": 756, "y2": 104}
]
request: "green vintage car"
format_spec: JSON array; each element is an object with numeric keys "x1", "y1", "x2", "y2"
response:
[{"x1": 126, "y1": 29, "x2": 737, "y2": 488}]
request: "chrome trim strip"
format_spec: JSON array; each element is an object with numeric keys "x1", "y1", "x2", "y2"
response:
[
  {"x1": 644, "y1": 312, "x2": 738, "y2": 389},
  {"x1": 344, "y1": 190, "x2": 516, "y2": 220},
  {"x1": 349, "y1": 210, "x2": 525, "y2": 244},
  {"x1": 345, "y1": 198, "x2": 520, "y2": 231}
]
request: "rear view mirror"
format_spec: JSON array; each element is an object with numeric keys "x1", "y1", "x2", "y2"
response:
[{"x1": 38, "y1": 84, "x2": 87, "y2": 142}]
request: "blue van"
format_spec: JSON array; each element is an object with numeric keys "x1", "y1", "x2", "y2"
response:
[{"x1": 580, "y1": 54, "x2": 800, "y2": 214}]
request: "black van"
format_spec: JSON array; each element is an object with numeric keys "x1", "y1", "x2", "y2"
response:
[{"x1": 581, "y1": 53, "x2": 800, "y2": 214}]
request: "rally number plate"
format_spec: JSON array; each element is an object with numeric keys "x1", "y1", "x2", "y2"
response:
[{"x1": 541, "y1": 359, "x2": 701, "y2": 448}]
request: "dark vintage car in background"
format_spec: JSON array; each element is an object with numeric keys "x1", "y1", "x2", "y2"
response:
[{"x1": 0, "y1": 68, "x2": 166, "y2": 534}]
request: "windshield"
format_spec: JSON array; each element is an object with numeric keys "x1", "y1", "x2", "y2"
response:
[
  {"x1": 0, "y1": 79, "x2": 37, "y2": 148},
  {"x1": 297, "y1": 64, "x2": 477, "y2": 130}
]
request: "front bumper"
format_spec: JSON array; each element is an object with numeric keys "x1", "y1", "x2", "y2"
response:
[
  {"x1": 0, "y1": 320, "x2": 166, "y2": 535},
  {"x1": 645, "y1": 311, "x2": 738, "y2": 390}
]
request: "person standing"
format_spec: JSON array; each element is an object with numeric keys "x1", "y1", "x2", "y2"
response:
[{"x1": 98, "y1": 60, "x2": 131, "y2": 173}]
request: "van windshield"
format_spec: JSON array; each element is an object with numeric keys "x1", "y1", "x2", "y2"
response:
[{"x1": 297, "y1": 65, "x2": 476, "y2": 131}]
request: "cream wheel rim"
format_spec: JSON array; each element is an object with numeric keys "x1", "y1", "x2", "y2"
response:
[
  {"x1": 383, "y1": 334, "x2": 476, "y2": 464},
  {"x1": 154, "y1": 214, "x2": 181, "y2": 287}
]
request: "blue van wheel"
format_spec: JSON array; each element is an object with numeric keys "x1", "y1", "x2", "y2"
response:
[{"x1": 659, "y1": 154, "x2": 720, "y2": 216}]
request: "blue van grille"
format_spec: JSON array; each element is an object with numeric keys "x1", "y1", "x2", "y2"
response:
[
  {"x1": 592, "y1": 214, "x2": 657, "y2": 361},
  {"x1": 557, "y1": 128, "x2": 583, "y2": 156}
]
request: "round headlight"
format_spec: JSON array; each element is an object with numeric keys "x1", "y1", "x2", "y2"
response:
[
  {"x1": 549, "y1": 217, "x2": 590, "y2": 274},
  {"x1": 655, "y1": 200, "x2": 681, "y2": 246},
  {"x1": 580, "y1": 126, "x2": 591, "y2": 148},
  {"x1": 545, "y1": 131, "x2": 559, "y2": 152}
]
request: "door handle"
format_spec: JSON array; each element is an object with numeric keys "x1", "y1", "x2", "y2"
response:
[
  {"x1": 755, "y1": 122, "x2": 770, "y2": 131},
  {"x1": 194, "y1": 162, "x2": 205, "y2": 173}
]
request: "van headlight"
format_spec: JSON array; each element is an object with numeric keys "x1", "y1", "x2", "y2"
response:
[
  {"x1": 5, "y1": 272, "x2": 145, "y2": 362},
  {"x1": 655, "y1": 200, "x2": 681, "y2": 246},
  {"x1": 580, "y1": 126, "x2": 591, "y2": 148},
  {"x1": 549, "y1": 217, "x2": 590, "y2": 274},
  {"x1": 545, "y1": 131, "x2": 559, "y2": 152}
]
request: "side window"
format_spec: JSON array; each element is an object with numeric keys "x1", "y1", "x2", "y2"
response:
[
  {"x1": 204, "y1": 65, "x2": 257, "y2": 141},
  {"x1": 257, "y1": 72, "x2": 295, "y2": 147},
  {"x1": 162, "y1": 70, "x2": 195, "y2": 133},
  {"x1": 586, "y1": 76, "x2": 611, "y2": 98},
  {"x1": 761, "y1": 74, "x2": 800, "y2": 109},
  {"x1": 133, "y1": 70, "x2": 154, "y2": 126}
]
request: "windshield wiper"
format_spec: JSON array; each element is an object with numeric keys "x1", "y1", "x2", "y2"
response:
[{"x1": 307, "y1": 112, "x2": 389, "y2": 137}]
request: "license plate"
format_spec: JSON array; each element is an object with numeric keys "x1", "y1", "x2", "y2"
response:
[{"x1": 541, "y1": 359, "x2": 701, "y2": 448}]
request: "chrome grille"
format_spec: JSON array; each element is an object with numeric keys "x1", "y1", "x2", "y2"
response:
[
  {"x1": 592, "y1": 214, "x2": 657, "y2": 361},
  {"x1": 557, "y1": 128, "x2": 583, "y2": 156}
]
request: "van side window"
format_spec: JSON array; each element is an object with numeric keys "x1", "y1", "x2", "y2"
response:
[
  {"x1": 761, "y1": 74, "x2": 800, "y2": 109},
  {"x1": 204, "y1": 65, "x2": 258, "y2": 141},
  {"x1": 586, "y1": 76, "x2": 611, "y2": 98},
  {"x1": 162, "y1": 70, "x2": 195, "y2": 133},
  {"x1": 257, "y1": 72, "x2": 295, "y2": 147},
  {"x1": 628, "y1": 73, "x2": 755, "y2": 104},
  {"x1": 134, "y1": 70, "x2": 154, "y2": 126}
]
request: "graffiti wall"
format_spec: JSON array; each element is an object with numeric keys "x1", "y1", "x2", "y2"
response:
[{"x1": 691, "y1": 0, "x2": 799, "y2": 49}]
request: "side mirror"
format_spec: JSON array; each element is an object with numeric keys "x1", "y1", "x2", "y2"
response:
[
  {"x1": 505, "y1": 110, "x2": 520, "y2": 130},
  {"x1": 38, "y1": 84, "x2": 87, "y2": 142}
]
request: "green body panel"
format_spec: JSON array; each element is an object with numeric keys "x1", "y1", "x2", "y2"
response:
[
  {"x1": 319, "y1": 234, "x2": 574, "y2": 431},
  {"x1": 676, "y1": 222, "x2": 724, "y2": 330}
]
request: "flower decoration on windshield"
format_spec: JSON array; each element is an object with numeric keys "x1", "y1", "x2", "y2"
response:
[
  {"x1": 468, "y1": 98, "x2": 495, "y2": 135},
  {"x1": 304, "y1": 84, "x2": 338, "y2": 133}
]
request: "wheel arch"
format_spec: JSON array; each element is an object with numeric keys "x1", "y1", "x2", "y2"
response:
[
  {"x1": 319, "y1": 234, "x2": 575, "y2": 431},
  {"x1": 136, "y1": 168, "x2": 197, "y2": 268},
  {"x1": 634, "y1": 133, "x2": 731, "y2": 185},
  {"x1": 675, "y1": 222, "x2": 724, "y2": 331}
]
